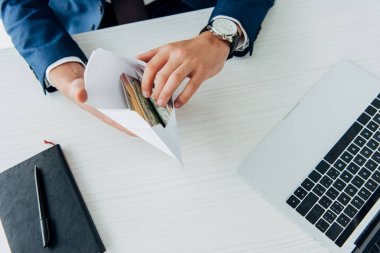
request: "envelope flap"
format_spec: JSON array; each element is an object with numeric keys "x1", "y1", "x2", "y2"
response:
[{"x1": 99, "y1": 109, "x2": 174, "y2": 157}]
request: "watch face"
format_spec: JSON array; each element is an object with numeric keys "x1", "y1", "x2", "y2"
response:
[{"x1": 212, "y1": 19, "x2": 238, "y2": 36}]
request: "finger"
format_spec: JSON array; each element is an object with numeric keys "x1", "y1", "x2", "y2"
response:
[
  {"x1": 157, "y1": 63, "x2": 192, "y2": 106},
  {"x1": 136, "y1": 48, "x2": 159, "y2": 63},
  {"x1": 174, "y1": 76, "x2": 203, "y2": 108},
  {"x1": 152, "y1": 59, "x2": 183, "y2": 103},
  {"x1": 141, "y1": 53, "x2": 167, "y2": 98}
]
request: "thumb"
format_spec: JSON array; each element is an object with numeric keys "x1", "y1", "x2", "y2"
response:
[{"x1": 69, "y1": 78, "x2": 88, "y2": 103}]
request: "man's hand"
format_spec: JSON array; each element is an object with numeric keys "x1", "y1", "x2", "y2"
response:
[
  {"x1": 137, "y1": 31, "x2": 230, "y2": 108},
  {"x1": 49, "y1": 62, "x2": 87, "y2": 104},
  {"x1": 49, "y1": 62, "x2": 135, "y2": 136}
]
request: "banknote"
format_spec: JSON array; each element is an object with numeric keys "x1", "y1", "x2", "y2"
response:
[
  {"x1": 120, "y1": 74, "x2": 146, "y2": 120},
  {"x1": 125, "y1": 74, "x2": 161, "y2": 126},
  {"x1": 150, "y1": 97, "x2": 173, "y2": 126},
  {"x1": 120, "y1": 73, "x2": 174, "y2": 127}
]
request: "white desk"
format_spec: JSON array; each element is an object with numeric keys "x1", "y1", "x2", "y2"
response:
[{"x1": 1, "y1": 0, "x2": 380, "y2": 252}]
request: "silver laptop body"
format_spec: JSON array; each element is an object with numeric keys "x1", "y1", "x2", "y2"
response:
[{"x1": 239, "y1": 61, "x2": 380, "y2": 253}]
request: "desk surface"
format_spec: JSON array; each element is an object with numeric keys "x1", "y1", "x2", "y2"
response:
[{"x1": 1, "y1": 0, "x2": 380, "y2": 252}]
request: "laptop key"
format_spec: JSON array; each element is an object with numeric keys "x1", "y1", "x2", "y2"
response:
[
  {"x1": 312, "y1": 184, "x2": 326, "y2": 197},
  {"x1": 367, "y1": 121, "x2": 379, "y2": 132},
  {"x1": 334, "y1": 159, "x2": 347, "y2": 171},
  {"x1": 306, "y1": 204, "x2": 325, "y2": 224},
  {"x1": 346, "y1": 162, "x2": 360, "y2": 174},
  {"x1": 316, "y1": 160, "x2": 330, "y2": 174},
  {"x1": 333, "y1": 179, "x2": 346, "y2": 191},
  {"x1": 358, "y1": 187, "x2": 371, "y2": 200},
  {"x1": 337, "y1": 213, "x2": 350, "y2": 227},
  {"x1": 296, "y1": 192, "x2": 319, "y2": 216},
  {"x1": 371, "y1": 98, "x2": 380, "y2": 109},
  {"x1": 358, "y1": 113, "x2": 371, "y2": 125},
  {"x1": 365, "y1": 159, "x2": 378, "y2": 172},
  {"x1": 343, "y1": 204, "x2": 358, "y2": 218},
  {"x1": 340, "y1": 171, "x2": 353, "y2": 183},
  {"x1": 344, "y1": 184, "x2": 358, "y2": 197},
  {"x1": 326, "y1": 222, "x2": 344, "y2": 241},
  {"x1": 301, "y1": 178, "x2": 315, "y2": 191},
  {"x1": 323, "y1": 210, "x2": 337, "y2": 223},
  {"x1": 358, "y1": 167, "x2": 371, "y2": 180},
  {"x1": 337, "y1": 192, "x2": 351, "y2": 206},
  {"x1": 373, "y1": 131, "x2": 380, "y2": 142},
  {"x1": 373, "y1": 113, "x2": 380, "y2": 124},
  {"x1": 354, "y1": 136, "x2": 366, "y2": 147},
  {"x1": 367, "y1": 139, "x2": 379, "y2": 151},
  {"x1": 365, "y1": 179, "x2": 378, "y2": 192},
  {"x1": 341, "y1": 151, "x2": 353, "y2": 163},
  {"x1": 324, "y1": 122, "x2": 363, "y2": 164},
  {"x1": 326, "y1": 187, "x2": 339, "y2": 200},
  {"x1": 348, "y1": 144, "x2": 361, "y2": 156},
  {"x1": 360, "y1": 146, "x2": 373, "y2": 158},
  {"x1": 352, "y1": 176, "x2": 365, "y2": 188},
  {"x1": 320, "y1": 176, "x2": 333, "y2": 188},
  {"x1": 319, "y1": 196, "x2": 332, "y2": 209},
  {"x1": 327, "y1": 168, "x2": 340, "y2": 180},
  {"x1": 294, "y1": 186, "x2": 308, "y2": 200},
  {"x1": 365, "y1": 105, "x2": 377, "y2": 116},
  {"x1": 351, "y1": 196, "x2": 364, "y2": 210},
  {"x1": 372, "y1": 171, "x2": 380, "y2": 183},
  {"x1": 371, "y1": 151, "x2": 380, "y2": 163},
  {"x1": 360, "y1": 128, "x2": 373, "y2": 140},
  {"x1": 315, "y1": 219, "x2": 329, "y2": 233},
  {"x1": 331, "y1": 201, "x2": 344, "y2": 215},
  {"x1": 286, "y1": 195, "x2": 300, "y2": 208},
  {"x1": 308, "y1": 170, "x2": 322, "y2": 183},
  {"x1": 354, "y1": 154, "x2": 366, "y2": 166}
]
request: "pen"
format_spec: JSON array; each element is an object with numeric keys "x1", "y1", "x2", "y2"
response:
[{"x1": 34, "y1": 166, "x2": 50, "y2": 247}]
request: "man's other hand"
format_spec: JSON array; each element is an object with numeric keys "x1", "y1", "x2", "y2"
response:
[
  {"x1": 49, "y1": 62, "x2": 135, "y2": 136},
  {"x1": 137, "y1": 31, "x2": 230, "y2": 108},
  {"x1": 49, "y1": 62, "x2": 87, "y2": 104}
]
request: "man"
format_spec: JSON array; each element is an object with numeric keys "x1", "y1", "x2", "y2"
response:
[{"x1": 1, "y1": 0, "x2": 274, "y2": 132}]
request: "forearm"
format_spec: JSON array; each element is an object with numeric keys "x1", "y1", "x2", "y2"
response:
[{"x1": 0, "y1": 0, "x2": 87, "y2": 91}]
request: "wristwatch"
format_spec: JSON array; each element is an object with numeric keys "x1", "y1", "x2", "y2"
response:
[{"x1": 200, "y1": 18, "x2": 241, "y2": 60}]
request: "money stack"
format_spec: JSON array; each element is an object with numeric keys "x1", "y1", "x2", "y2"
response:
[{"x1": 120, "y1": 73, "x2": 172, "y2": 127}]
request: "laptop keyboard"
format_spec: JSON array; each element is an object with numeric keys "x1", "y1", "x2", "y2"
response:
[{"x1": 286, "y1": 95, "x2": 380, "y2": 247}]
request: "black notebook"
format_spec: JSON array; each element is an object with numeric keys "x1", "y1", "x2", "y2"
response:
[{"x1": 0, "y1": 145, "x2": 106, "y2": 253}]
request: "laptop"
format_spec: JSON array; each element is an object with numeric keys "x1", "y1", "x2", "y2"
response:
[{"x1": 238, "y1": 61, "x2": 380, "y2": 253}]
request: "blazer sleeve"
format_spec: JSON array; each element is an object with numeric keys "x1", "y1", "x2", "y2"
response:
[
  {"x1": 210, "y1": 0, "x2": 275, "y2": 56},
  {"x1": 0, "y1": 0, "x2": 88, "y2": 93}
]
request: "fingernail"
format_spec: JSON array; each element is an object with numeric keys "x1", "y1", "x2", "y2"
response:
[
  {"x1": 174, "y1": 101, "x2": 180, "y2": 108},
  {"x1": 142, "y1": 91, "x2": 149, "y2": 98},
  {"x1": 157, "y1": 98, "x2": 164, "y2": 107}
]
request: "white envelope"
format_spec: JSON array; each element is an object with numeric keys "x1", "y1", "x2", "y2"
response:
[{"x1": 84, "y1": 48, "x2": 182, "y2": 163}]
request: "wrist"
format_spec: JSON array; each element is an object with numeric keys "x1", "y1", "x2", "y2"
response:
[
  {"x1": 199, "y1": 31, "x2": 230, "y2": 57},
  {"x1": 49, "y1": 62, "x2": 85, "y2": 87}
]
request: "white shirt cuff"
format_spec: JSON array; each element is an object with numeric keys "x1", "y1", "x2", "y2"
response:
[
  {"x1": 211, "y1": 15, "x2": 249, "y2": 52},
  {"x1": 45, "y1": 56, "x2": 85, "y2": 87}
]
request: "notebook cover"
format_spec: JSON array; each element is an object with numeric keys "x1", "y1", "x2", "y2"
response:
[{"x1": 0, "y1": 145, "x2": 106, "y2": 253}]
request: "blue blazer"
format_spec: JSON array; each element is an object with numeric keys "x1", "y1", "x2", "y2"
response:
[{"x1": 0, "y1": 0, "x2": 274, "y2": 92}]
